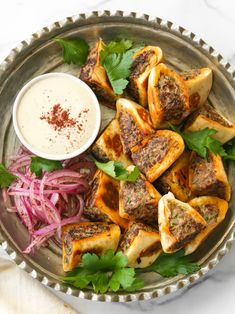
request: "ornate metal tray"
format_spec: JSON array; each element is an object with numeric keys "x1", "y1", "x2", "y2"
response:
[{"x1": 0, "y1": 11, "x2": 234, "y2": 302}]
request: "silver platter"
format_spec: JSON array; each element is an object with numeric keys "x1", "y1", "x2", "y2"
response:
[{"x1": 0, "y1": 11, "x2": 235, "y2": 302}]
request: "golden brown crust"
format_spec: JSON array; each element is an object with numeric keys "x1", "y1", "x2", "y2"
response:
[
  {"x1": 185, "y1": 196, "x2": 228, "y2": 254},
  {"x1": 119, "y1": 221, "x2": 162, "y2": 268},
  {"x1": 184, "y1": 103, "x2": 235, "y2": 144},
  {"x1": 158, "y1": 193, "x2": 206, "y2": 253},
  {"x1": 119, "y1": 167, "x2": 161, "y2": 225},
  {"x1": 79, "y1": 39, "x2": 117, "y2": 106},
  {"x1": 91, "y1": 119, "x2": 132, "y2": 167},
  {"x1": 129, "y1": 46, "x2": 163, "y2": 107},
  {"x1": 156, "y1": 151, "x2": 194, "y2": 202},
  {"x1": 188, "y1": 151, "x2": 231, "y2": 201},
  {"x1": 62, "y1": 222, "x2": 121, "y2": 271},
  {"x1": 148, "y1": 63, "x2": 190, "y2": 128},
  {"x1": 181, "y1": 68, "x2": 212, "y2": 112},
  {"x1": 131, "y1": 130, "x2": 185, "y2": 182},
  {"x1": 116, "y1": 98, "x2": 154, "y2": 154},
  {"x1": 84, "y1": 170, "x2": 129, "y2": 228}
]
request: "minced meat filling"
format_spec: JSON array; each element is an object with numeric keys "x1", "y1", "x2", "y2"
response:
[
  {"x1": 157, "y1": 75, "x2": 185, "y2": 121},
  {"x1": 168, "y1": 200, "x2": 203, "y2": 243},
  {"x1": 181, "y1": 69, "x2": 200, "y2": 81},
  {"x1": 190, "y1": 154, "x2": 226, "y2": 198},
  {"x1": 200, "y1": 104, "x2": 231, "y2": 127},
  {"x1": 83, "y1": 206, "x2": 111, "y2": 222},
  {"x1": 194, "y1": 204, "x2": 219, "y2": 223},
  {"x1": 190, "y1": 155, "x2": 215, "y2": 191},
  {"x1": 131, "y1": 50, "x2": 155, "y2": 77},
  {"x1": 131, "y1": 136, "x2": 169, "y2": 173},
  {"x1": 120, "y1": 222, "x2": 156, "y2": 251},
  {"x1": 122, "y1": 177, "x2": 158, "y2": 224},
  {"x1": 79, "y1": 46, "x2": 98, "y2": 81},
  {"x1": 67, "y1": 224, "x2": 110, "y2": 240},
  {"x1": 118, "y1": 110, "x2": 146, "y2": 154},
  {"x1": 64, "y1": 233, "x2": 73, "y2": 257}
]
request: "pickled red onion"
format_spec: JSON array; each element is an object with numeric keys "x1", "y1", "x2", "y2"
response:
[{"x1": 5, "y1": 147, "x2": 95, "y2": 253}]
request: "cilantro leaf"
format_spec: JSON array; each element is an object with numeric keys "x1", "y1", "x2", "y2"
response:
[
  {"x1": 102, "y1": 47, "x2": 140, "y2": 95},
  {"x1": 100, "y1": 39, "x2": 133, "y2": 64},
  {"x1": 142, "y1": 250, "x2": 200, "y2": 277},
  {"x1": 224, "y1": 137, "x2": 235, "y2": 160},
  {"x1": 30, "y1": 157, "x2": 63, "y2": 177},
  {"x1": 0, "y1": 163, "x2": 17, "y2": 188},
  {"x1": 54, "y1": 37, "x2": 89, "y2": 65},
  {"x1": 62, "y1": 250, "x2": 144, "y2": 293},
  {"x1": 170, "y1": 124, "x2": 226, "y2": 158},
  {"x1": 93, "y1": 159, "x2": 140, "y2": 182}
]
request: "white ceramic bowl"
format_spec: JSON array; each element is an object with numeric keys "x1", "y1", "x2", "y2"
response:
[{"x1": 13, "y1": 73, "x2": 101, "y2": 160}]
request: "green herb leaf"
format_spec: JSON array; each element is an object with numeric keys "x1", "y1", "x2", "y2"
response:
[
  {"x1": 109, "y1": 268, "x2": 135, "y2": 290},
  {"x1": 142, "y1": 250, "x2": 200, "y2": 277},
  {"x1": 0, "y1": 163, "x2": 17, "y2": 188},
  {"x1": 94, "y1": 159, "x2": 140, "y2": 182},
  {"x1": 206, "y1": 137, "x2": 227, "y2": 157},
  {"x1": 124, "y1": 278, "x2": 145, "y2": 291},
  {"x1": 224, "y1": 137, "x2": 235, "y2": 160},
  {"x1": 169, "y1": 124, "x2": 226, "y2": 158},
  {"x1": 73, "y1": 275, "x2": 90, "y2": 289},
  {"x1": 30, "y1": 157, "x2": 63, "y2": 177},
  {"x1": 99, "y1": 39, "x2": 143, "y2": 95},
  {"x1": 54, "y1": 38, "x2": 89, "y2": 65},
  {"x1": 62, "y1": 250, "x2": 144, "y2": 293},
  {"x1": 102, "y1": 47, "x2": 140, "y2": 95},
  {"x1": 100, "y1": 39, "x2": 133, "y2": 64},
  {"x1": 91, "y1": 272, "x2": 110, "y2": 293}
]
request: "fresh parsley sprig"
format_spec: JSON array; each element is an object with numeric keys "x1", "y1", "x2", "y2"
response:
[
  {"x1": 93, "y1": 159, "x2": 140, "y2": 182},
  {"x1": 169, "y1": 124, "x2": 227, "y2": 158},
  {"x1": 55, "y1": 37, "x2": 142, "y2": 95},
  {"x1": 99, "y1": 39, "x2": 133, "y2": 64},
  {"x1": 62, "y1": 250, "x2": 144, "y2": 293},
  {"x1": 63, "y1": 250, "x2": 200, "y2": 293},
  {"x1": 139, "y1": 250, "x2": 200, "y2": 277},
  {"x1": 54, "y1": 37, "x2": 89, "y2": 65},
  {"x1": 30, "y1": 157, "x2": 63, "y2": 177},
  {"x1": 100, "y1": 40, "x2": 142, "y2": 95},
  {"x1": 0, "y1": 163, "x2": 17, "y2": 188},
  {"x1": 223, "y1": 137, "x2": 235, "y2": 160}
]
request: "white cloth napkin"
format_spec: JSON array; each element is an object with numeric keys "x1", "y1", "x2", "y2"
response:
[{"x1": 0, "y1": 257, "x2": 77, "y2": 314}]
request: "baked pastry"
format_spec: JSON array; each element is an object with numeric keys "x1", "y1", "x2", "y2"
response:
[
  {"x1": 119, "y1": 166, "x2": 161, "y2": 225},
  {"x1": 119, "y1": 222, "x2": 162, "y2": 268},
  {"x1": 129, "y1": 46, "x2": 163, "y2": 107},
  {"x1": 84, "y1": 170, "x2": 128, "y2": 228},
  {"x1": 158, "y1": 192, "x2": 206, "y2": 253},
  {"x1": 156, "y1": 151, "x2": 193, "y2": 202},
  {"x1": 181, "y1": 68, "x2": 212, "y2": 111},
  {"x1": 116, "y1": 98, "x2": 154, "y2": 154},
  {"x1": 131, "y1": 130, "x2": 185, "y2": 182},
  {"x1": 188, "y1": 151, "x2": 231, "y2": 201},
  {"x1": 62, "y1": 222, "x2": 121, "y2": 271},
  {"x1": 184, "y1": 103, "x2": 235, "y2": 144},
  {"x1": 148, "y1": 63, "x2": 190, "y2": 128},
  {"x1": 185, "y1": 196, "x2": 228, "y2": 255},
  {"x1": 91, "y1": 119, "x2": 132, "y2": 167},
  {"x1": 80, "y1": 39, "x2": 117, "y2": 105}
]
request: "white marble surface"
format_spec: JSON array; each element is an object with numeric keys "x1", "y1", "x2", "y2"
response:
[{"x1": 0, "y1": 0, "x2": 235, "y2": 313}]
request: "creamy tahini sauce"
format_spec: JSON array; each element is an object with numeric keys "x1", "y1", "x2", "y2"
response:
[{"x1": 16, "y1": 76, "x2": 98, "y2": 155}]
